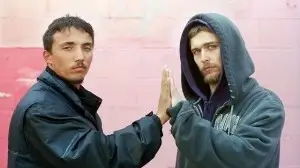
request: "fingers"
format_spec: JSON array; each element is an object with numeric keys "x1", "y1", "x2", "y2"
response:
[
  {"x1": 166, "y1": 68, "x2": 185, "y2": 106},
  {"x1": 161, "y1": 65, "x2": 170, "y2": 93},
  {"x1": 162, "y1": 65, "x2": 169, "y2": 79},
  {"x1": 167, "y1": 70, "x2": 177, "y2": 106},
  {"x1": 167, "y1": 69, "x2": 178, "y2": 98},
  {"x1": 168, "y1": 70, "x2": 175, "y2": 93}
]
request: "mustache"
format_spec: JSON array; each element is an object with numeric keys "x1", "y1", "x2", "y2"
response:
[
  {"x1": 201, "y1": 64, "x2": 217, "y2": 71},
  {"x1": 71, "y1": 62, "x2": 87, "y2": 69}
]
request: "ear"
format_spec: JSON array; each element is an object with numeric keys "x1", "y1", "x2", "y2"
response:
[{"x1": 43, "y1": 50, "x2": 52, "y2": 65}]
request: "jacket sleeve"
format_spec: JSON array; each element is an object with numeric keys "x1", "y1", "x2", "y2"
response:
[
  {"x1": 167, "y1": 98, "x2": 285, "y2": 168},
  {"x1": 23, "y1": 103, "x2": 163, "y2": 168}
]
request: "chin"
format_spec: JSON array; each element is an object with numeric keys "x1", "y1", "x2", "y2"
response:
[
  {"x1": 204, "y1": 73, "x2": 220, "y2": 84},
  {"x1": 67, "y1": 78, "x2": 84, "y2": 85}
]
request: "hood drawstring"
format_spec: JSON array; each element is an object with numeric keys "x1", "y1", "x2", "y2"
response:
[
  {"x1": 228, "y1": 105, "x2": 234, "y2": 135},
  {"x1": 193, "y1": 98, "x2": 203, "y2": 117}
]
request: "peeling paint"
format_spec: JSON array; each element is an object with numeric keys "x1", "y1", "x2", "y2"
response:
[
  {"x1": 0, "y1": 92, "x2": 11, "y2": 98},
  {"x1": 286, "y1": 0, "x2": 298, "y2": 9},
  {"x1": 17, "y1": 67, "x2": 40, "y2": 78},
  {"x1": 16, "y1": 78, "x2": 36, "y2": 86}
]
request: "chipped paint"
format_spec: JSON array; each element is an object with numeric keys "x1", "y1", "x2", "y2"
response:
[
  {"x1": 286, "y1": 0, "x2": 297, "y2": 9},
  {"x1": 0, "y1": 92, "x2": 11, "y2": 98},
  {"x1": 16, "y1": 78, "x2": 37, "y2": 87},
  {"x1": 17, "y1": 67, "x2": 40, "y2": 78},
  {"x1": 15, "y1": 67, "x2": 39, "y2": 87}
]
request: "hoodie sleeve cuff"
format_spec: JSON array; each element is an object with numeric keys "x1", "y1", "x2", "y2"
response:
[
  {"x1": 167, "y1": 101, "x2": 185, "y2": 125},
  {"x1": 167, "y1": 101, "x2": 197, "y2": 125}
]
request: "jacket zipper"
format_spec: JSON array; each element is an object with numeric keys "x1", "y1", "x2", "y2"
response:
[
  {"x1": 193, "y1": 100, "x2": 230, "y2": 123},
  {"x1": 212, "y1": 100, "x2": 230, "y2": 123}
]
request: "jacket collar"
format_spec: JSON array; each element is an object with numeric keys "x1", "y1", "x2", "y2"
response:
[{"x1": 37, "y1": 67, "x2": 102, "y2": 113}]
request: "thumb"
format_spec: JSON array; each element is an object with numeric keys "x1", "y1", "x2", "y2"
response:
[
  {"x1": 169, "y1": 70, "x2": 178, "y2": 96},
  {"x1": 168, "y1": 70, "x2": 183, "y2": 106}
]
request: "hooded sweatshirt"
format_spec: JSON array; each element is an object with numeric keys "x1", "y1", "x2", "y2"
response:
[{"x1": 167, "y1": 13, "x2": 285, "y2": 168}]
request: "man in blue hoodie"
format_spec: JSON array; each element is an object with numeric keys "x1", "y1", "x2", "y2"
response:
[{"x1": 166, "y1": 13, "x2": 285, "y2": 168}]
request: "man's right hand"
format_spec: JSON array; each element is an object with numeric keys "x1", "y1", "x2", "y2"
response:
[
  {"x1": 156, "y1": 66, "x2": 171, "y2": 125},
  {"x1": 169, "y1": 69, "x2": 185, "y2": 107}
]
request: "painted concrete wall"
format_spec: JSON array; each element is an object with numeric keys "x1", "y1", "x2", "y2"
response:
[{"x1": 0, "y1": 0, "x2": 299, "y2": 167}]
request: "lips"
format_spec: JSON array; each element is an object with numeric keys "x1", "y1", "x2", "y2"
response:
[
  {"x1": 202, "y1": 66, "x2": 217, "y2": 75},
  {"x1": 73, "y1": 66, "x2": 85, "y2": 69},
  {"x1": 74, "y1": 67, "x2": 85, "y2": 70},
  {"x1": 72, "y1": 64, "x2": 86, "y2": 70},
  {"x1": 72, "y1": 66, "x2": 86, "y2": 73}
]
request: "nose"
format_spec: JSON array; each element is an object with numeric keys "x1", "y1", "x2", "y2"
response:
[
  {"x1": 74, "y1": 48, "x2": 84, "y2": 61},
  {"x1": 200, "y1": 50, "x2": 210, "y2": 63}
]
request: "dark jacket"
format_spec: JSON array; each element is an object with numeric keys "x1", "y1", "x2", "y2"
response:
[
  {"x1": 167, "y1": 13, "x2": 285, "y2": 168},
  {"x1": 8, "y1": 67, "x2": 163, "y2": 168}
]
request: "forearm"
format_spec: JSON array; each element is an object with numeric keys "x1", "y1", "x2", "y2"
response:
[
  {"x1": 25, "y1": 107, "x2": 163, "y2": 168},
  {"x1": 112, "y1": 114, "x2": 163, "y2": 167},
  {"x1": 168, "y1": 101, "x2": 283, "y2": 168}
]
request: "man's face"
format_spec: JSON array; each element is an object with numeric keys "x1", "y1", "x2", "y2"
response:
[
  {"x1": 190, "y1": 30, "x2": 222, "y2": 85},
  {"x1": 43, "y1": 27, "x2": 93, "y2": 85}
]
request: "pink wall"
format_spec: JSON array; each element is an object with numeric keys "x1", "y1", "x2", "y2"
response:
[{"x1": 0, "y1": 0, "x2": 299, "y2": 167}]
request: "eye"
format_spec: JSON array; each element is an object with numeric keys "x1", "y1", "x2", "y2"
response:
[
  {"x1": 207, "y1": 44, "x2": 218, "y2": 50},
  {"x1": 192, "y1": 49, "x2": 201, "y2": 55},
  {"x1": 83, "y1": 47, "x2": 92, "y2": 52},
  {"x1": 63, "y1": 46, "x2": 72, "y2": 51}
]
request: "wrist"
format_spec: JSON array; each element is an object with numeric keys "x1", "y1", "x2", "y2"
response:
[{"x1": 156, "y1": 112, "x2": 169, "y2": 125}]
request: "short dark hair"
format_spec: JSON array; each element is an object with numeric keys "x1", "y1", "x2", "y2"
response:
[{"x1": 42, "y1": 14, "x2": 94, "y2": 52}]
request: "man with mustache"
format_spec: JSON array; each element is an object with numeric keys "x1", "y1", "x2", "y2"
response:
[
  {"x1": 8, "y1": 15, "x2": 171, "y2": 168},
  {"x1": 166, "y1": 13, "x2": 285, "y2": 168}
]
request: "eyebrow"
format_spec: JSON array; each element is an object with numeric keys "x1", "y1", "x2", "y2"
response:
[
  {"x1": 60, "y1": 42, "x2": 93, "y2": 46},
  {"x1": 60, "y1": 42, "x2": 75, "y2": 46},
  {"x1": 190, "y1": 41, "x2": 219, "y2": 50}
]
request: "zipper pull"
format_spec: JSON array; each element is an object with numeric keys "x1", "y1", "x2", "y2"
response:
[
  {"x1": 192, "y1": 104, "x2": 203, "y2": 117},
  {"x1": 192, "y1": 105, "x2": 200, "y2": 116},
  {"x1": 197, "y1": 104, "x2": 204, "y2": 117}
]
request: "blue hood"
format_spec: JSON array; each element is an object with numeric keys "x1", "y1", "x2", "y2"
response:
[{"x1": 179, "y1": 13, "x2": 255, "y2": 104}]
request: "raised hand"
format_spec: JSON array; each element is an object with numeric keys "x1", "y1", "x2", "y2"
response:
[
  {"x1": 168, "y1": 69, "x2": 185, "y2": 107},
  {"x1": 156, "y1": 66, "x2": 172, "y2": 125}
]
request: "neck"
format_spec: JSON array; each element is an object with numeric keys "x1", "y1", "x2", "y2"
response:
[
  {"x1": 209, "y1": 84, "x2": 218, "y2": 95},
  {"x1": 74, "y1": 84, "x2": 81, "y2": 89},
  {"x1": 46, "y1": 66, "x2": 81, "y2": 90}
]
